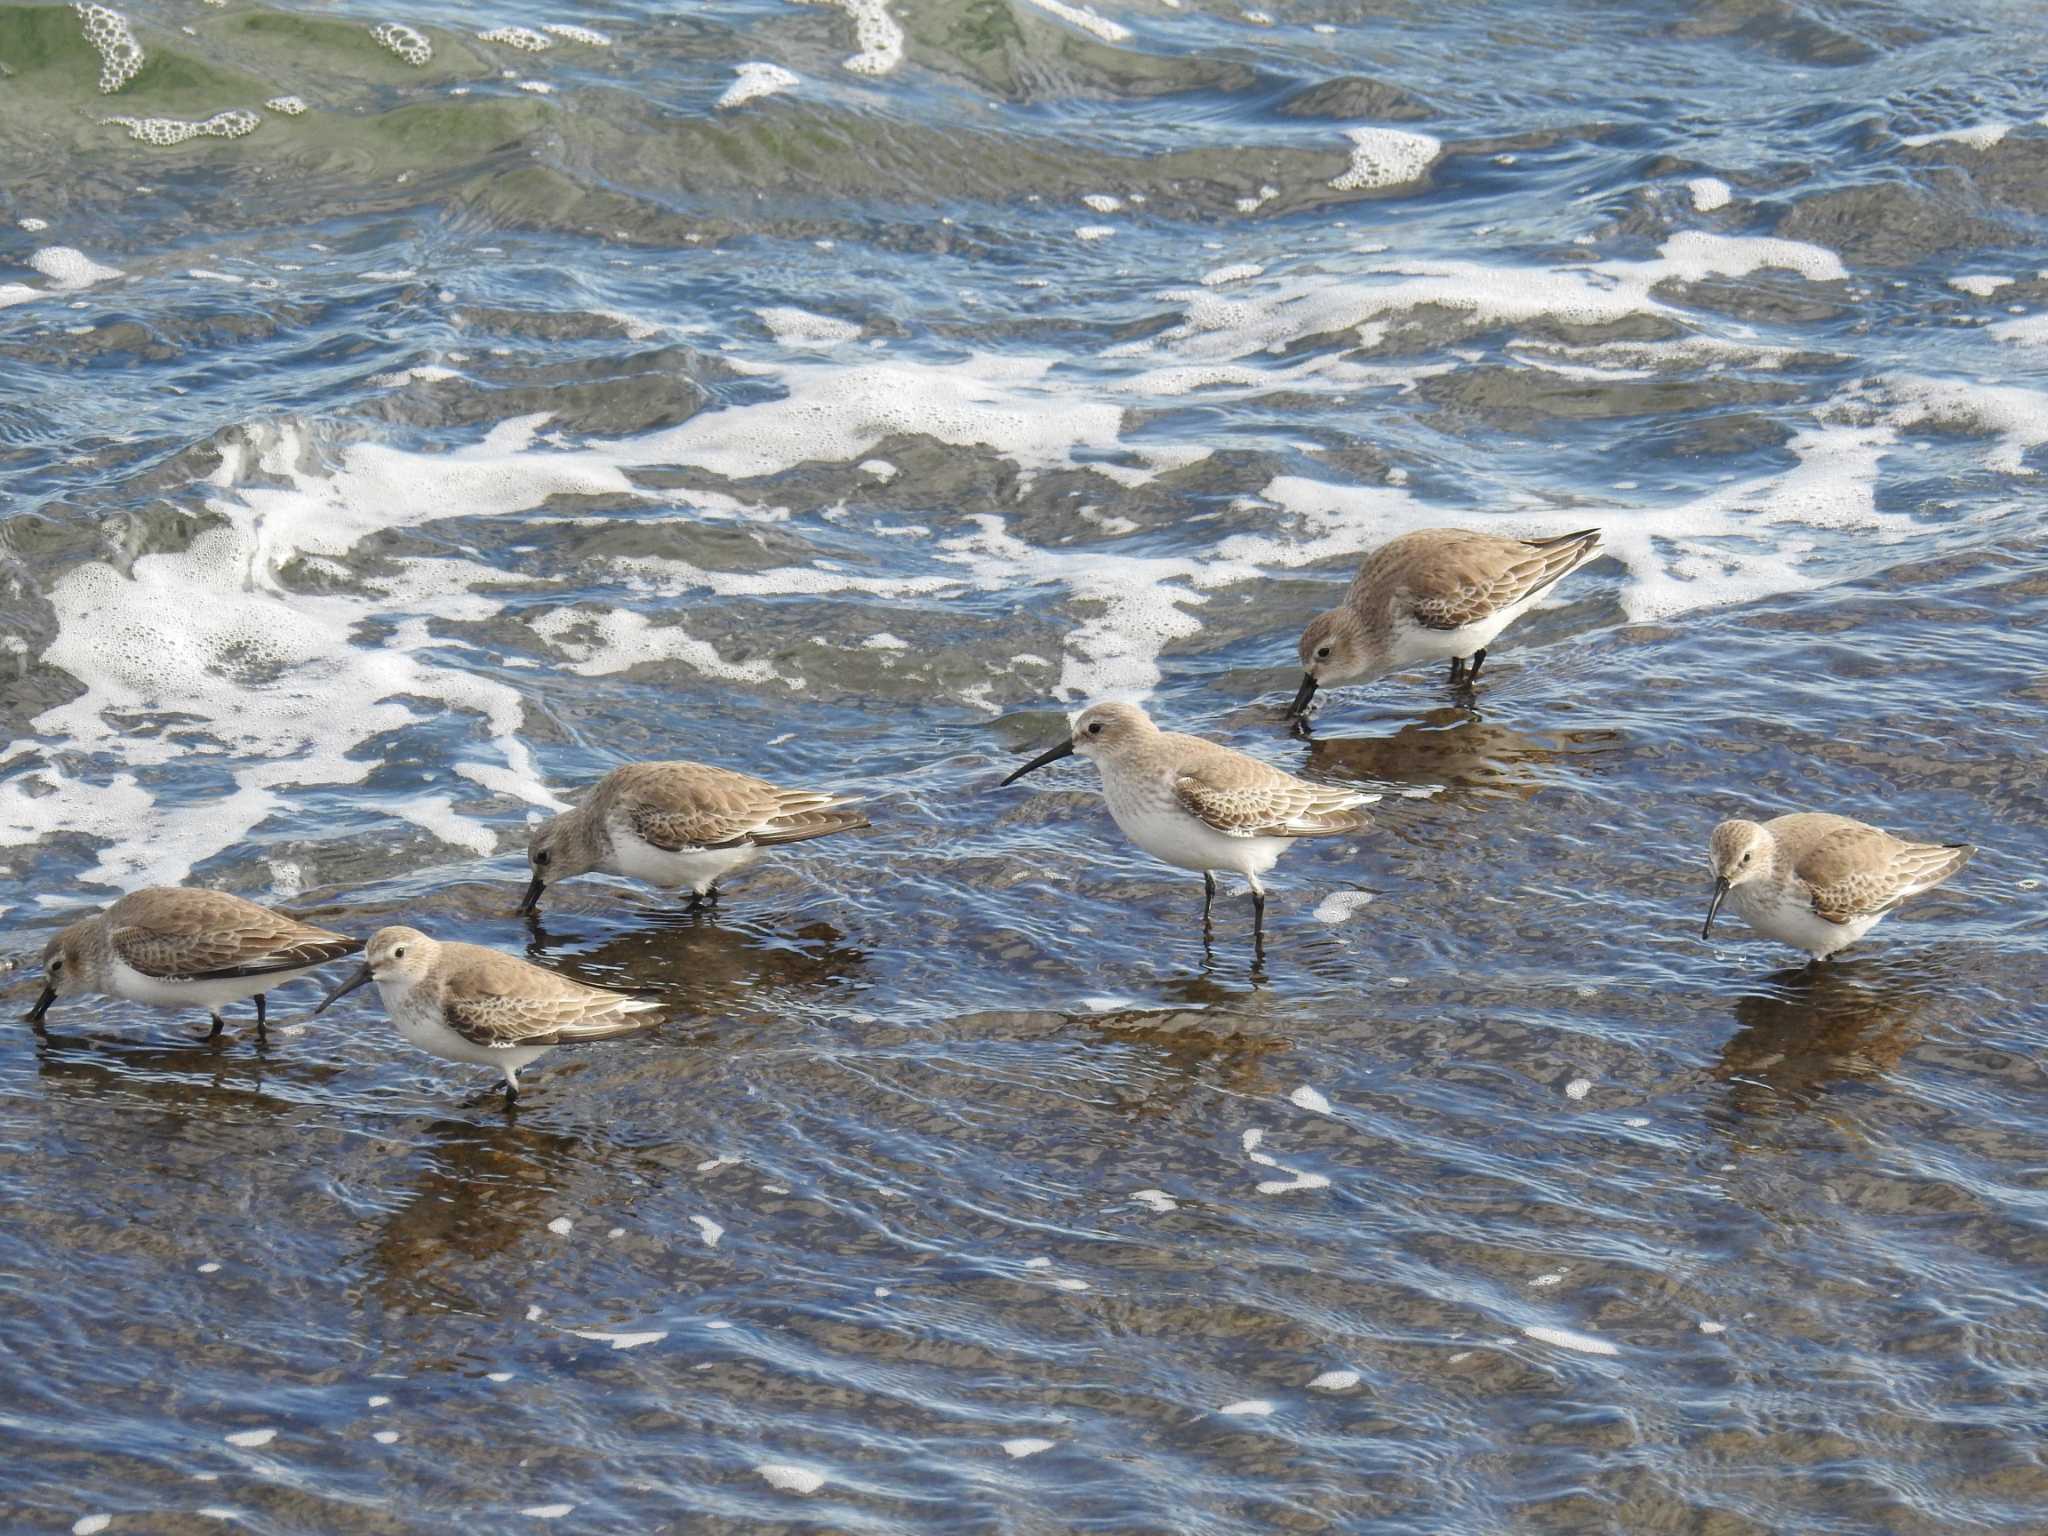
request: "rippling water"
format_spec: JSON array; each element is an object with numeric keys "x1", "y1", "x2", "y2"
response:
[{"x1": 4, "y1": 0, "x2": 2048, "y2": 1530}]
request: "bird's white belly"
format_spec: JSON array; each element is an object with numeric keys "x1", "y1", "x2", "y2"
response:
[
  {"x1": 109, "y1": 957, "x2": 323, "y2": 1012},
  {"x1": 386, "y1": 986, "x2": 552, "y2": 1072},
  {"x1": 1728, "y1": 883, "x2": 1880, "y2": 959},
  {"x1": 1106, "y1": 797, "x2": 1286, "y2": 878},
  {"x1": 607, "y1": 834, "x2": 758, "y2": 895},
  {"x1": 1386, "y1": 597, "x2": 1532, "y2": 669}
]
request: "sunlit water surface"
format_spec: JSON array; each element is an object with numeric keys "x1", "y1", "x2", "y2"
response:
[{"x1": 3, "y1": 0, "x2": 2047, "y2": 1530}]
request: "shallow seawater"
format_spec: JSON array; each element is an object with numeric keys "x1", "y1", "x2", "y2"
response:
[{"x1": 3, "y1": 0, "x2": 2048, "y2": 1530}]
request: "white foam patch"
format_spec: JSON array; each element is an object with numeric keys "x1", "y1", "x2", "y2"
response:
[
  {"x1": 1900, "y1": 122, "x2": 2009, "y2": 150},
  {"x1": 1687, "y1": 177, "x2": 1732, "y2": 212},
  {"x1": 1201, "y1": 262, "x2": 1264, "y2": 287},
  {"x1": 1130, "y1": 1188, "x2": 1178, "y2": 1212},
  {"x1": 756, "y1": 1463, "x2": 826, "y2": 1493},
  {"x1": 1312, "y1": 890, "x2": 1374, "y2": 924},
  {"x1": 76, "y1": 3, "x2": 144, "y2": 92},
  {"x1": 691, "y1": 1215, "x2": 724, "y2": 1247},
  {"x1": 479, "y1": 25, "x2": 552, "y2": 50},
  {"x1": 794, "y1": 0, "x2": 902, "y2": 75},
  {"x1": 519, "y1": 1505, "x2": 573, "y2": 1520},
  {"x1": 224, "y1": 1428, "x2": 276, "y2": 1448},
  {"x1": 1002, "y1": 1437, "x2": 1056, "y2": 1458},
  {"x1": 1236, "y1": 184, "x2": 1278, "y2": 213},
  {"x1": 1307, "y1": 1369, "x2": 1359, "y2": 1391},
  {"x1": 373, "y1": 1430, "x2": 399, "y2": 1444},
  {"x1": 30, "y1": 247, "x2": 123, "y2": 290},
  {"x1": 572, "y1": 1329, "x2": 667, "y2": 1350},
  {"x1": 1564, "y1": 1078, "x2": 1591, "y2": 1100},
  {"x1": 265, "y1": 95, "x2": 307, "y2": 115},
  {"x1": 1523, "y1": 1325, "x2": 1618, "y2": 1356},
  {"x1": 1082, "y1": 194, "x2": 1123, "y2": 213},
  {"x1": 547, "y1": 1216, "x2": 574, "y2": 1236},
  {"x1": 1019, "y1": 0, "x2": 1131, "y2": 42},
  {"x1": 1879, "y1": 373, "x2": 2048, "y2": 475},
  {"x1": 1330, "y1": 127, "x2": 1441, "y2": 191},
  {"x1": 73, "y1": 1518, "x2": 112, "y2": 1536},
  {"x1": 1949, "y1": 274, "x2": 2013, "y2": 298},
  {"x1": 1989, "y1": 314, "x2": 2048, "y2": 345},
  {"x1": 1075, "y1": 225, "x2": 1117, "y2": 242},
  {"x1": 529, "y1": 608, "x2": 796, "y2": 689},
  {"x1": 718, "y1": 62, "x2": 799, "y2": 109},
  {"x1": 1218, "y1": 1398, "x2": 1275, "y2": 1416},
  {"x1": 370, "y1": 22, "x2": 432, "y2": 67},
  {"x1": 541, "y1": 24, "x2": 610, "y2": 46},
  {"x1": 1289, "y1": 1084, "x2": 1332, "y2": 1115},
  {"x1": 757, "y1": 306, "x2": 859, "y2": 346},
  {"x1": 19, "y1": 217, "x2": 49, "y2": 232},
  {"x1": 367, "y1": 1395, "x2": 390, "y2": 1408}
]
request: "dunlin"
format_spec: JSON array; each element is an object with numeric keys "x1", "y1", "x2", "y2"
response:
[
  {"x1": 1289, "y1": 526, "x2": 1603, "y2": 717},
  {"x1": 311, "y1": 926, "x2": 664, "y2": 1103},
  {"x1": 1000, "y1": 701, "x2": 1375, "y2": 955},
  {"x1": 520, "y1": 760, "x2": 867, "y2": 913},
  {"x1": 1702, "y1": 813, "x2": 1974, "y2": 963},
  {"x1": 24, "y1": 886, "x2": 361, "y2": 1041}
]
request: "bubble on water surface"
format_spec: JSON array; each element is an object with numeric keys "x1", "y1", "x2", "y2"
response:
[
  {"x1": 1003, "y1": 1438, "x2": 1056, "y2": 1457},
  {"x1": 756, "y1": 1463, "x2": 825, "y2": 1493},
  {"x1": 104, "y1": 110, "x2": 259, "y2": 145},
  {"x1": 371, "y1": 22, "x2": 431, "y2": 66},
  {"x1": 75, "y1": 3, "x2": 144, "y2": 92},
  {"x1": 719, "y1": 63, "x2": 799, "y2": 109}
]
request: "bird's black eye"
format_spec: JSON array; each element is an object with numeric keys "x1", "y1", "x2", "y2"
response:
[
  {"x1": 393, "y1": 946, "x2": 407, "y2": 960},
  {"x1": 536, "y1": 850, "x2": 551, "y2": 867},
  {"x1": 1315, "y1": 645, "x2": 1331, "y2": 660},
  {"x1": 48, "y1": 957, "x2": 62, "y2": 974},
  {"x1": 1087, "y1": 721, "x2": 1103, "y2": 735}
]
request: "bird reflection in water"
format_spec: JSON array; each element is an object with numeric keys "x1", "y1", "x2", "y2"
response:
[
  {"x1": 1713, "y1": 960, "x2": 1945, "y2": 1113},
  {"x1": 1303, "y1": 706, "x2": 1622, "y2": 800},
  {"x1": 521, "y1": 908, "x2": 867, "y2": 1018}
]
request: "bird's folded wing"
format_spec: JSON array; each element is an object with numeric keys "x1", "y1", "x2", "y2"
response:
[
  {"x1": 1173, "y1": 765, "x2": 1371, "y2": 839},
  {"x1": 1798, "y1": 827, "x2": 1962, "y2": 923},
  {"x1": 112, "y1": 914, "x2": 361, "y2": 981}
]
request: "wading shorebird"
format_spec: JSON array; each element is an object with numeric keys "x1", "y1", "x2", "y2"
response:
[
  {"x1": 1000, "y1": 701, "x2": 1375, "y2": 957},
  {"x1": 1702, "y1": 813, "x2": 1974, "y2": 964},
  {"x1": 311, "y1": 926, "x2": 664, "y2": 1104},
  {"x1": 24, "y1": 886, "x2": 361, "y2": 1042},
  {"x1": 520, "y1": 760, "x2": 868, "y2": 914},
  {"x1": 1289, "y1": 526, "x2": 1603, "y2": 719}
]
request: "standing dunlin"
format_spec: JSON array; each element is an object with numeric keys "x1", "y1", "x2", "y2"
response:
[
  {"x1": 311, "y1": 926, "x2": 664, "y2": 1103},
  {"x1": 1289, "y1": 526, "x2": 1603, "y2": 717},
  {"x1": 1000, "y1": 701, "x2": 1375, "y2": 955},
  {"x1": 24, "y1": 887, "x2": 361, "y2": 1041},
  {"x1": 520, "y1": 760, "x2": 868, "y2": 913},
  {"x1": 1702, "y1": 813, "x2": 1974, "y2": 963}
]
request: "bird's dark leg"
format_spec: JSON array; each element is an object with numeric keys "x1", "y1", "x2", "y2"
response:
[
  {"x1": 686, "y1": 890, "x2": 704, "y2": 912},
  {"x1": 1251, "y1": 881, "x2": 1267, "y2": 960},
  {"x1": 706, "y1": 885, "x2": 721, "y2": 907},
  {"x1": 253, "y1": 993, "x2": 268, "y2": 1044},
  {"x1": 205, "y1": 1011, "x2": 227, "y2": 1041},
  {"x1": 1468, "y1": 648, "x2": 1487, "y2": 682},
  {"x1": 1447, "y1": 656, "x2": 1465, "y2": 685},
  {"x1": 503, "y1": 1076, "x2": 521, "y2": 1108},
  {"x1": 1202, "y1": 871, "x2": 1217, "y2": 928}
]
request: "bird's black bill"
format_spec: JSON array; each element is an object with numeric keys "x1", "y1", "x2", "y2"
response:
[
  {"x1": 1287, "y1": 673, "x2": 1319, "y2": 718},
  {"x1": 1001, "y1": 738, "x2": 1074, "y2": 786},
  {"x1": 1702, "y1": 876, "x2": 1731, "y2": 940},
  {"x1": 517, "y1": 872, "x2": 547, "y2": 914},
  {"x1": 24, "y1": 984, "x2": 56, "y2": 1024},
  {"x1": 309, "y1": 963, "x2": 374, "y2": 1019}
]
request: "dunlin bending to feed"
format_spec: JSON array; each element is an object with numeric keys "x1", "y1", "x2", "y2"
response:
[
  {"x1": 24, "y1": 887, "x2": 362, "y2": 1041},
  {"x1": 1001, "y1": 701, "x2": 1375, "y2": 955},
  {"x1": 311, "y1": 926, "x2": 664, "y2": 1103},
  {"x1": 1289, "y1": 526, "x2": 1603, "y2": 718},
  {"x1": 1703, "y1": 813, "x2": 1974, "y2": 963},
  {"x1": 521, "y1": 760, "x2": 868, "y2": 913}
]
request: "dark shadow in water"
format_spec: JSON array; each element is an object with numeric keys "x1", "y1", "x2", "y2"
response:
[
  {"x1": 1302, "y1": 709, "x2": 1624, "y2": 798},
  {"x1": 360, "y1": 1113, "x2": 596, "y2": 1317},
  {"x1": 27, "y1": 1024, "x2": 349, "y2": 1110},
  {"x1": 521, "y1": 908, "x2": 866, "y2": 1017},
  {"x1": 1067, "y1": 1003, "x2": 1285, "y2": 1115},
  {"x1": 1710, "y1": 959, "x2": 1938, "y2": 1115}
]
